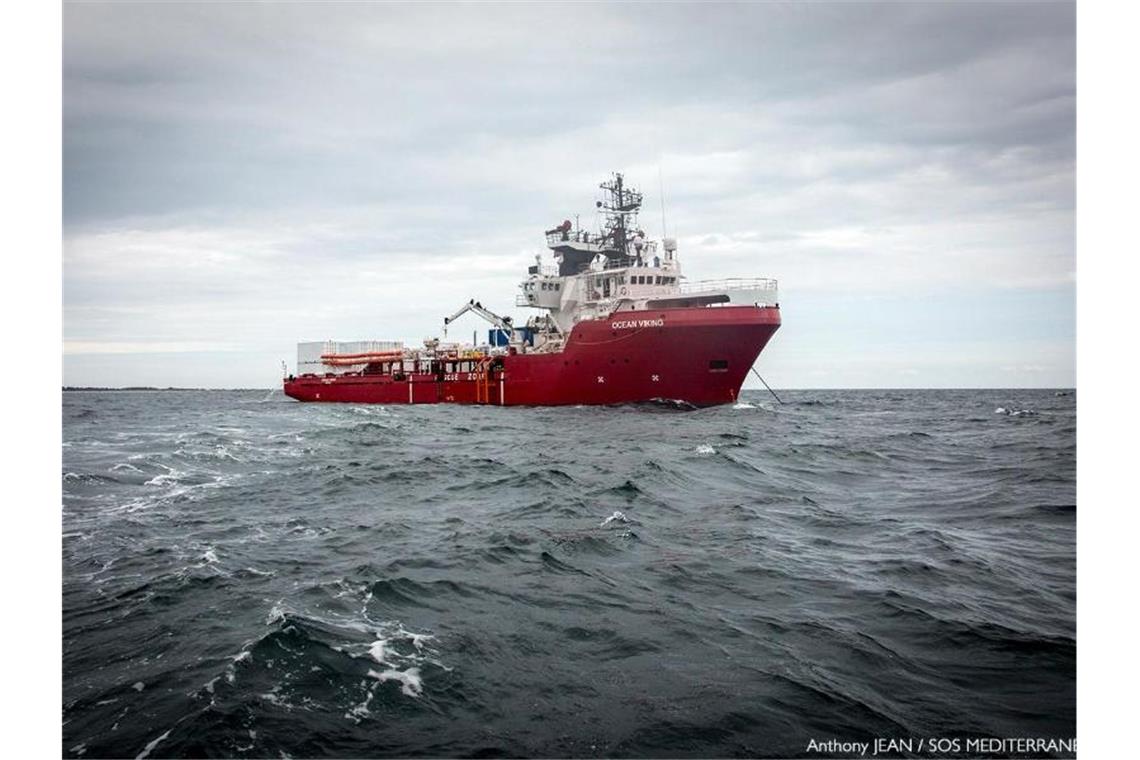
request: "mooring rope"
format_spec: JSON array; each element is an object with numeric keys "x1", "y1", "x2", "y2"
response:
[{"x1": 750, "y1": 366, "x2": 784, "y2": 405}]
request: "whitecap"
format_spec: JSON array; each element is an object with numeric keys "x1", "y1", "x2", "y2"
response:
[
  {"x1": 695, "y1": 444, "x2": 716, "y2": 455},
  {"x1": 403, "y1": 629, "x2": 433, "y2": 651},
  {"x1": 258, "y1": 688, "x2": 293, "y2": 709},
  {"x1": 368, "y1": 666, "x2": 423, "y2": 697},
  {"x1": 225, "y1": 649, "x2": 253, "y2": 683},
  {"x1": 600, "y1": 511, "x2": 628, "y2": 527},
  {"x1": 995, "y1": 407, "x2": 1037, "y2": 417},
  {"x1": 346, "y1": 690, "x2": 375, "y2": 723},
  {"x1": 368, "y1": 640, "x2": 389, "y2": 664},
  {"x1": 733, "y1": 402, "x2": 756, "y2": 409},
  {"x1": 144, "y1": 470, "x2": 184, "y2": 487},
  {"x1": 135, "y1": 729, "x2": 171, "y2": 760},
  {"x1": 131, "y1": 681, "x2": 145, "y2": 692}
]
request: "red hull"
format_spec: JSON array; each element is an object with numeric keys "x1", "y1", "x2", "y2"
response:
[{"x1": 283, "y1": 305, "x2": 779, "y2": 407}]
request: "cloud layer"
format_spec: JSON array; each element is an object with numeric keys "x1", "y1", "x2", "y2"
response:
[{"x1": 64, "y1": 2, "x2": 1075, "y2": 388}]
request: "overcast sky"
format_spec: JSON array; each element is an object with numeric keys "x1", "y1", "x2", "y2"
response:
[{"x1": 63, "y1": 1, "x2": 1075, "y2": 389}]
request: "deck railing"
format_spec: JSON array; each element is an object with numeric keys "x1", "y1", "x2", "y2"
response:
[
  {"x1": 545, "y1": 230, "x2": 606, "y2": 248},
  {"x1": 679, "y1": 277, "x2": 778, "y2": 295}
]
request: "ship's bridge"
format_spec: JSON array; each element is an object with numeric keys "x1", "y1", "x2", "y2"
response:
[
  {"x1": 517, "y1": 267, "x2": 564, "y2": 308},
  {"x1": 579, "y1": 266, "x2": 680, "y2": 302}
]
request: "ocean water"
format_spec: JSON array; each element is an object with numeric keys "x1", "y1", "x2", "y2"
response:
[{"x1": 62, "y1": 389, "x2": 1076, "y2": 758}]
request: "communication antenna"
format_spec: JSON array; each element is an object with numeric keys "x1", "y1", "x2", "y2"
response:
[{"x1": 658, "y1": 164, "x2": 668, "y2": 239}]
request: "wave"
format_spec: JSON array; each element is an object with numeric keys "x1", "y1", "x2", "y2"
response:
[{"x1": 63, "y1": 388, "x2": 1076, "y2": 757}]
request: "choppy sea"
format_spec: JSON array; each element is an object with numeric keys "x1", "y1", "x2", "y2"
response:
[{"x1": 62, "y1": 389, "x2": 1076, "y2": 758}]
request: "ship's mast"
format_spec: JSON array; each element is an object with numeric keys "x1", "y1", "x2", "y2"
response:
[{"x1": 597, "y1": 172, "x2": 643, "y2": 263}]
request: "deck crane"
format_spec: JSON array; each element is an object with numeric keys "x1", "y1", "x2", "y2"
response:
[{"x1": 442, "y1": 299, "x2": 514, "y2": 340}]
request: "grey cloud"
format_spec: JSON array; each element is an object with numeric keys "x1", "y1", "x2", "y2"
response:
[{"x1": 63, "y1": 1, "x2": 1075, "y2": 388}]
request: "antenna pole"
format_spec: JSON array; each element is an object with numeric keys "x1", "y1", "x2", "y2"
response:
[{"x1": 658, "y1": 164, "x2": 667, "y2": 238}]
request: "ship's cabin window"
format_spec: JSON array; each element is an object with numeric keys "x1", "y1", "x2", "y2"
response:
[{"x1": 554, "y1": 283, "x2": 560, "y2": 291}]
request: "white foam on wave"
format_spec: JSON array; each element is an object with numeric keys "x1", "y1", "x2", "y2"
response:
[
  {"x1": 265, "y1": 604, "x2": 287, "y2": 625},
  {"x1": 600, "y1": 511, "x2": 628, "y2": 527},
  {"x1": 368, "y1": 666, "x2": 423, "y2": 697},
  {"x1": 258, "y1": 687, "x2": 294, "y2": 709},
  {"x1": 368, "y1": 626, "x2": 435, "y2": 663},
  {"x1": 733, "y1": 402, "x2": 756, "y2": 409},
  {"x1": 351, "y1": 405, "x2": 391, "y2": 417},
  {"x1": 135, "y1": 729, "x2": 171, "y2": 760},
  {"x1": 144, "y1": 471, "x2": 184, "y2": 487},
  {"x1": 132, "y1": 681, "x2": 145, "y2": 692},
  {"x1": 695, "y1": 444, "x2": 716, "y2": 455},
  {"x1": 201, "y1": 548, "x2": 218, "y2": 564},
  {"x1": 404, "y1": 629, "x2": 433, "y2": 651},
  {"x1": 110, "y1": 462, "x2": 143, "y2": 473},
  {"x1": 346, "y1": 690, "x2": 375, "y2": 722},
  {"x1": 368, "y1": 640, "x2": 389, "y2": 664},
  {"x1": 352, "y1": 621, "x2": 442, "y2": 707},
  {"x1": 995, "y1": 406, "x2": 1037, "y2": 417},
  {"x1": 225, "y1": 648, "x2": 253, "y2": 684}
]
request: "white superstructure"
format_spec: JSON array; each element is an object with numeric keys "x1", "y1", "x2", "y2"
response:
[{"x1": 516, "y1": 173, "x2": 778, "y2": 340}]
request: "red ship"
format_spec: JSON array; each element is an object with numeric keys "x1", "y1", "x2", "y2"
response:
[{"x1": 284, "y1": 174, "x2": 780, "y2": 406}]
